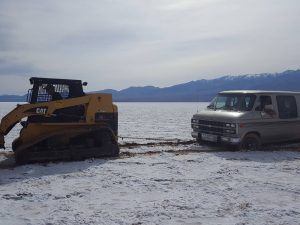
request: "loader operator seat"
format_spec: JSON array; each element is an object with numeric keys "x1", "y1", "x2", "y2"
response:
[{"x1": 44, "y1": 84, "x2": 63, "y2": 101}]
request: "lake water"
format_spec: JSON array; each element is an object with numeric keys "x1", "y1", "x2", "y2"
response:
[{"x1": 0, "y1": 102, "x2": 208, "y2": 150}]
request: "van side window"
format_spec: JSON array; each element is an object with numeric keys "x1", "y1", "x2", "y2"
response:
[
  {"x1": 243, "y1": 95, "x2": 256, "y2": 111},
  {"x1": 255, "y1": 95, "x2": 272, "y2": 111},
  {"x1": 276, "y1": 96, "x2": 298, "y2": 119}
]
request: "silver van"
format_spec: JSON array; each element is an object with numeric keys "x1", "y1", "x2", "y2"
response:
[{"x1": 191, "y1": 90, "x2": 300, "y2": 150}]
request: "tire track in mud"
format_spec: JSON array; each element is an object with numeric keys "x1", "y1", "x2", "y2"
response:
[
  {"x1": 1, "y1": 141, "x2": 300, "y2": 169},
  {"x1": 0, "y1": 140, "x2": 195, "y2": 168},
  {"x1": 119, "y1": 140, "x2": 195, "y2": 148},
  {"x1": 0, "y1": 141, "x2": 218, "y2": 168},
  {"x1": 119, "y1": 146, "x2": 228, "y2": 159}
]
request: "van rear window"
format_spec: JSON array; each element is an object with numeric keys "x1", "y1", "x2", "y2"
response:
[{"x1": 276, "y1": 96, "x2": 298, "y2": 119}]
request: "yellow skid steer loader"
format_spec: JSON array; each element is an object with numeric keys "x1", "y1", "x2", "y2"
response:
[{"x1": 0, "y1": 77, "x2": 119, "y2": 164}]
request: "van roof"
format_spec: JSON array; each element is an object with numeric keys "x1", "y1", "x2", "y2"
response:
[{"x1": 219, "y1": 90, "x2": 300, "y2": 95}]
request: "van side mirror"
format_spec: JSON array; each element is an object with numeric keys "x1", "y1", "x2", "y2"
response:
[{"x1": 82, "y1": 82, "x2": 88, "y2": 86}]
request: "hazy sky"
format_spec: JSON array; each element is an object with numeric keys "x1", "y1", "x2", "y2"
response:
[{"x1": 0, "y1": 0, "x2": 299, "y2": 94}]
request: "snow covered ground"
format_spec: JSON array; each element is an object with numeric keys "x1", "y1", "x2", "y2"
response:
[
  {"x1": 0, "y1": 144, "x2": 300, "y2": 225},
  {"x1": 1, "y1": 102, "x2": 300, "y2": 224}
]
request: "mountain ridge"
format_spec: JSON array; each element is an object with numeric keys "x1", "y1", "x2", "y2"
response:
[
  {"x1": 96, "y1": 69, "x2": 300, "y2": 102},
  {"x1": 1, "y1": 69, "x2": 300, "y2": 102}
]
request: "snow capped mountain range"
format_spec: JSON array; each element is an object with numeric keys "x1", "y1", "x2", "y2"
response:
[
  {"x1": 98, "y1": 69, "x2": 300, "y2": 102},
  {"x1": 221, "y1": 70, "x2": 296, "y2": 81},
  {"x1": 1, "y1": 70, "x2": 300, "y2": 102}
]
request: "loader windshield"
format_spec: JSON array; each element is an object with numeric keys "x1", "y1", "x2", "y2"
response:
[
  {"x1": 36, "y1": 84, "x2": 68, "y2": 102},
  {"x1": 207, "y1": 94, "x2": 256, "y2": 111}
]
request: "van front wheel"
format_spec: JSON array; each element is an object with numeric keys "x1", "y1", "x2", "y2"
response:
[{"x1": 239, "y1": 134, "x2": 261, "y2": 151}]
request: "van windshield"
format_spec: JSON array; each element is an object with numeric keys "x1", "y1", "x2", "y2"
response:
[{"x1": 207, "y1": 94, "x2": 256, "y2": 111}]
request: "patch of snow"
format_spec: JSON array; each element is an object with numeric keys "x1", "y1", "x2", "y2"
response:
[{"x1": 223, "y1": 73, "x2": 280, "y2": 81}]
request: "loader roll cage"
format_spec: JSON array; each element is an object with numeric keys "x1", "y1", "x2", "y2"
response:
[{"x1": 28, "y1": 77, "x2": 86, "y2": 103}]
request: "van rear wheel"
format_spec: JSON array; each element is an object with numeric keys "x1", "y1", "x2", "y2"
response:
[{"x1": 239, "y1": 134, "x2": 261, "y2": 151}]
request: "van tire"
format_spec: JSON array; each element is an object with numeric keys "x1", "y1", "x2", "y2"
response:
[{"x1": 239, "y1": 133, "x2": 261, "y2": 151}]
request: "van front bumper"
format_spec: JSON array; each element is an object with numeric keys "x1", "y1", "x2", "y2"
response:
[{"x1": 192, "y1": 132, "x2": 240, "y2": 145}]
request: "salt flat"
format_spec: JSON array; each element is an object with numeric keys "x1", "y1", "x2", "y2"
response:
[
  {"x1": 0, "y1": 102, "x2": 300, "y2": 224},
  {"x1": 0, "y1": 146, "x2": 299, "y2": 225}
]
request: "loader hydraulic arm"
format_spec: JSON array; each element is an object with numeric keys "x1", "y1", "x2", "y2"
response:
[{"x1": 0, "y1": 94, "x2": 110, "y2": 149}]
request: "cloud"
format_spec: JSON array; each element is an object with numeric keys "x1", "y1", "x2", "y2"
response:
[
  {"x1": 0, "y1": 63, "x2": 36, "y2": 76},
  {"x1": 0, "y1": 58, "x2": 39, "y2": 75},
  {"x1": 0, "y1": 75, "x2": 31, "y2": 95},
  {"x1": 0, "y1": 25, "x2": 12, "y2": 51},
  {"x1": 0, "y1": 0, "x2": 299, "y2": 94}
]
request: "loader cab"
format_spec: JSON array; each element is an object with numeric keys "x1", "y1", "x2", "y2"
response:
[{"x1": 27, "y1": 77, "x2": 85, "y2": 103}]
